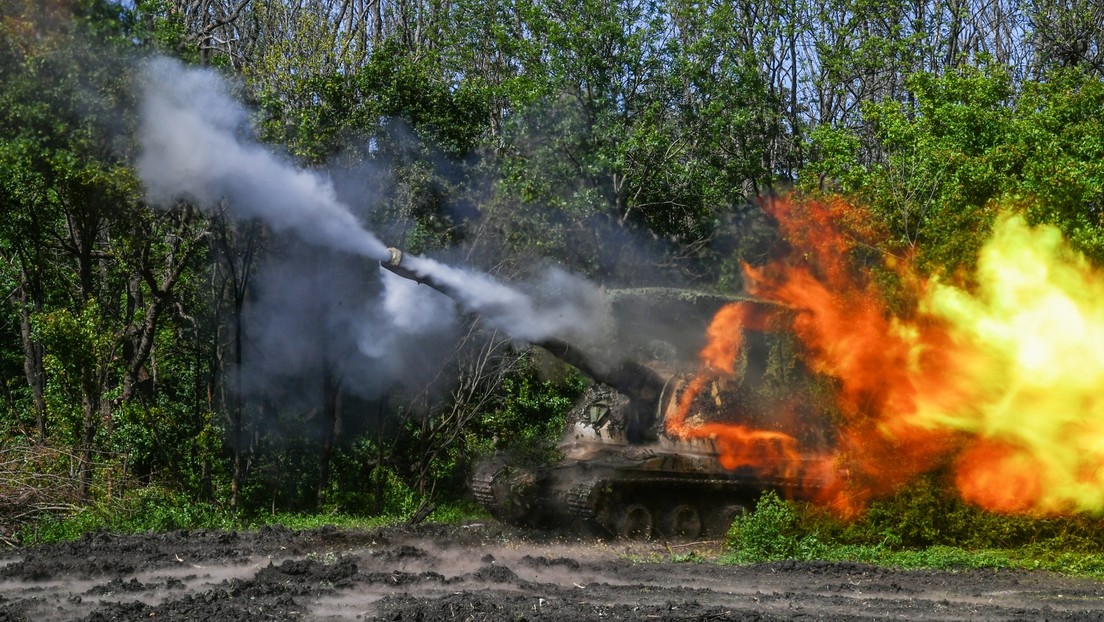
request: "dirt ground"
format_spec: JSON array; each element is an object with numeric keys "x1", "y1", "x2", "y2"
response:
[{"x1": 1, "y1": 522, "x2": 1103, "y2": 621}]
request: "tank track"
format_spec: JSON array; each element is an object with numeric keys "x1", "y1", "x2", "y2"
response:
[
  {"x1": 561, "y1": 473, "x2": 798, "y2": 536},
  {"x1": 471, "y1": 460, "x2": 545, "y2": 525},
  {"x1": 476, "y1": 459, "x2": 826, "y2": 537},
  {"x1": 565, "y1": 478, "x2": 605, "y2": 528}
]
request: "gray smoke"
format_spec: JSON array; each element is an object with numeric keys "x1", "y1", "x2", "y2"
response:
[
  {"x1": 135, "y1": 56, "x2": 613, "y2": 398},
  {"x1": 402, "y1": 254, "x2": 611, "y2": 348},
  {"x1": 137, "y1": 57, "x2": 389, "y2": 260},
  {"x1": 242, "y1": 251, "x2": 458, "y2": 402}
]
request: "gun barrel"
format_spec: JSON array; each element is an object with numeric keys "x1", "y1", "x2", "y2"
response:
[
  {"x1": 381, "y1": 247, "x2": 444, "y2": 292},
  {"x1": 378, "y1": 247, "x2": 665, "y2": 409}
]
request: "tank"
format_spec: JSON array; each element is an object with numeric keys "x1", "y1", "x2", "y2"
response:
[{"x1": 382, "y1": 249, "x2": 839, "y2": 539}]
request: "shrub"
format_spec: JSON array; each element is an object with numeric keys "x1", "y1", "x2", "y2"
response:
[
  {"x1": 725, "y1": 490, "x2": 824, "y2": 563},
  {"x1": 847, "y1": 473, "x2": 1104, "y2": 551},
  {"x1": 19, "y1": 485, "x2": 235, "y2": 545}
]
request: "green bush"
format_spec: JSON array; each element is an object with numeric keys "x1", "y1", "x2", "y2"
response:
[
  {"x1": 21, "y1": 508, "x2": 108, "y2": 544},
  {"x1": 714, "y1": 476, "x2": 1104, "y2": 577},
  {"x1": 20, "y1": 486, "x2": 235, "y2": 545},
  {"x1": 427, "y1": 500, "x2": 490, "y2": 523},
  {"x1": 842, "y1": 473, "x2": 1104, "y2": 551},
  {"x1": 325, "y1": 438, "x2": 399, "y2": 515},
  {"x1": 110, "y1": 487, "x2": 235, "y2": 533},
  {"x1": 724, "y1": 490, "x2": 824, "y2": 563},
  {"x1": 467, "y1": 357, "x2": 586, "y2": 467}
]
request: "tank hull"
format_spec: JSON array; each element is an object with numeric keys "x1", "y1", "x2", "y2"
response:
[{"x1": 473, "y1": 427, "x2": 833, "y2": 539}]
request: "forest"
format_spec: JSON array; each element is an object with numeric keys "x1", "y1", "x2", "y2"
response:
[{"x1": 2, "y1": 0, "x2": 1104, "y2": 547}]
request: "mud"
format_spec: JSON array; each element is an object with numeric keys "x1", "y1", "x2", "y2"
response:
[{"x1": 1, "y1": 522, "x2": 1102, "y2": 621}]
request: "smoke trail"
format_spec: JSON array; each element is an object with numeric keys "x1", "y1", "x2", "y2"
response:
[
  {"x1": 399, "y1": 253, "x2": 612, "y2": 349},
  {"x1": 136, "y1": 56, "x2": 613, "y2": 379},
  {"x1": 136, "y1": 57, "x2": 389, "y2": 260}
]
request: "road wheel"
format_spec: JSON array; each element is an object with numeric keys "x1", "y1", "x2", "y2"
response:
[
  {"x1": 705, "y1": 503, "x2": 748, "y2": 538},
  {"x1": 617, "y1": 504, "x2": 653, "y2": 540},
  {"x1": 661, "y1": 504, "x2": 702, "y2": 540}
]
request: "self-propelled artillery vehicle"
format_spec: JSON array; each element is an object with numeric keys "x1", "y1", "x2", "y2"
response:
[{"x1": 382, "y1": 248, "x2": 839, "y2": 539}]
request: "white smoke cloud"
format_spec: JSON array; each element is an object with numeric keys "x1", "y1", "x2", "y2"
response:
[
  {"x1": 401, "y1": 254, "x2": 612, "y2": 348},
  {"x1": 136, "y1": 56, "x2": 614, "y2": 400},
  {"x1": 137, "y1": 56, "x2": 389, "y2": 260},
  {"x1": 358, "y1": 269, "x2": 459, "y2": 359}
]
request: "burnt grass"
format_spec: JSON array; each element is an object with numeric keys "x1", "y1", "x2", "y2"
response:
[{"x1": 1, "y1": 522, "x2": 1103, "y2": 621}]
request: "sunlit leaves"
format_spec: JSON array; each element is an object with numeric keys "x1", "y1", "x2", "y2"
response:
[{"x1": 803, "y1": 63, "x2": 1104, "y2": 272}]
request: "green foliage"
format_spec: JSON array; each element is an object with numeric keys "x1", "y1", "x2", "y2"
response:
[
  {"x1": 109, "y1": 401, "x2": 227, "y2": 496},
  {"x1": 247, "y1": 512, "x2": 402, "y2": 531},
  {"x1": 721, "y1": 482, "x2": 1104, "y2": 578},
  {"x1": 479, "y1": 0, "x2": 767, "y2": 275},
  {"x1": 325, "y1": 453, "x2": 421, "y2": 518},
  {"x1": 805, "y1": 63, "x2": 1016, "y2": 271},
  {"x1": 724, "y1": 490, "x2": 825, "y2": 563},
  {"x1": 1011, "y1": 68, "x2": 1104, "y2": 260},
  {"x1": 804, "y1": 64, "x2": 1104, "y2": 273},
  {"x1": 669, "y1": 550, "x2": 707, "y2": 564},
  {"x1": 132, "y1": 0, "x2": 192, "y2": 58},
  {"x1": 22, "y1": 486, "x2": 235, "y2": 545},
  {"x1": 31, "y1": 301, "x2": 116, "y2": 442},
  {"x1": 238, "y1": 435, "x2": 322, "y2": 514},
  {"x1": 359, "y1": 41, "x2": 491, "y2": 160},
  {"x1": 849, "y1": 473, "x2": 1104, "y2": 551},
  {"x1": 22, "y1": 508, "x2": 110, "y2": 545},
  {"x1": 32, "y1": 302, "x2": 111, "y2": 383},
  {"x1": 811, "y1": 542, "x2": 1104, "y2": 578},
  {"x1": 428, "y1": 501, "x2": 492, "y2": 524},
  {"x1": 468, "y1": 358, "x2": 586, "y2": 466},
  {"x1": 110, "y1": 487, "x2": 235, "y2": 533}
]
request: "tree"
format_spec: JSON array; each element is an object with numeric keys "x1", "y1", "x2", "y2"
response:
[
  {"x1": 1, "y1": 0, "x2": 214, "y2": 499},
  {"x1": 1028, "y1": 0, "x2": 1104, "y2": 76},
  {"x1": 207, "y1": 215, "x2": 263, "y2": 511},
  {"x1": 804, "y1": 63, "x2": 1016, "y2": 270},
  {"x1": 137, "y1": 0, "x2": 253, "y2": 66},
  {"x1": 804, "y1": 61, "x2": 1104, "y2": 272},
  {"x1": 1010, "y1": 68, "x2": 1104, "y2": 257}
]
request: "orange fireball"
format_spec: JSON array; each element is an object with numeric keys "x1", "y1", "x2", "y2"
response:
[{"x1": 669, "y1": 195, "x2": 1104, "y2": 516}]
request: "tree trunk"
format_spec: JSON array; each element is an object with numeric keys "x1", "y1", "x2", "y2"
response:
[
  {"x1": 18, "y1": 281, "x2": 47, "y2": 444},
  {"x1": 230, "y1": 305, "x2": 244, "y2": 512},
  {"x1": 316, "y1": 370, "x2": 343, "y2": 510},
  {"x1": 374, "y1": 398, "x2": 387, "y2": 515},
  {"x1": 372, "y1": 0, "x2": 383, "y2": 47},
  {"x1": 80, "y1": 390, "x2": 98, "y2": 500}
]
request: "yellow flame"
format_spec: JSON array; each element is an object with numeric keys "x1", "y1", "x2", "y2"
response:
[{"x1": 918, "y1": 214, "x2": 1104, "y2": 512}]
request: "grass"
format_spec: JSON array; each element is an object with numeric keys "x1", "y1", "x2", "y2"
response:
[
  {"x1": 719, "y1": 490, "x2": 1104, "y2": 579},
  {"x1": 18, "y1": 484, "x2": 1104, "y2": 580},
  {"x1": 245, "y1": 512, "x2": 403, "y2": 531},
  {"x1": 243, "y1": 502, "x2": 488, "y2": 531},
  {"x1": 772, "y1": 542, "x2": 1104, "y2": 576},
  {"x1": 18, "y1": 488, "x2": 488, "y2": 546}
]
